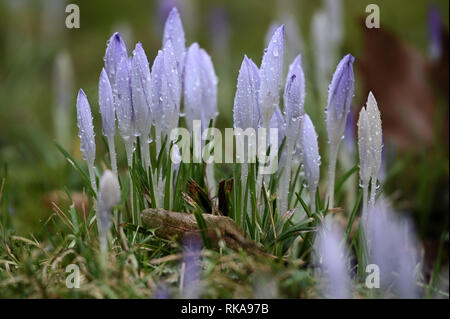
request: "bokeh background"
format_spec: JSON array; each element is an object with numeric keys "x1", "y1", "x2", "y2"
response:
[{"x1": 0, "y1": 0, "x2": 448, "y2": 266}]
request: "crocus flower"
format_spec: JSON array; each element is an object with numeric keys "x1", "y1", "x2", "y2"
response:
[
  {"x1": 314, "y1": 216, "x2": 351, "y2": 299},
  {"x1": 233, "y1": 55, "x2": 261, "y2": 211},
  {"x1": 284, "y1": 55, "x2": 305, "y2": 137},
  {"x1": 162, "y1": 40, "x2": 181, "y2": 139},
  {"x1": 115, "y1": 55, "x2": 135, "y2": 166},
  {"x1": 358, "y1": 92, "x2": 382, "y2": 211},
  {"x1": 163, "y1": 7, "x2": 186, "y2": 77},
  {"x1": 300, "y1": 114, "x2": 320, "y2": 212},
  {"x1": 98, "y1": 68, "x2": 118, "y2": 176},
  {"x1": 104, "y1": 32, "x2": 128, "y2": 90},
  {"x1": 76, "y1": 89, "x2": 96, "y2": 192},
  {"x1": 131, "y1": 42, "x2": 152, "y2": 170},
  {"x1": 233, "y1": 55, "x2": 260, "y2": 132},
  {"x1": 97, "y1": 170, "x2": 120, "y2": 254},
  {"x1": 183, "y1": 43, "x2": 218, "y2": 132},
  {"x1": 259, "y1": 25, "x2": 284, "y2": 130},
  {"x1": 326, "y1": 54, "x2": 355, "y2": 208},
  {"x1": 363, "y1": 199, "x2": 420, "y2": 298},
  {"x1": 151, "y1": 49, "x2": 165, "y2": 154}
]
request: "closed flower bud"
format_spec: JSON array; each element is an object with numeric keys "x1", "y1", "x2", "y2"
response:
[
  {"x1": 98, "y1": 68, "x2": 115, "y2": 138},
  {"x1": 76, "y1": 89, "x2": 96, "y2": 167},
  {"x1": 284, "y1": 55, "x2": 305, "y2": 138},
  {"x1": 104, "y1": 32, "x2": 128, "y2": 89},
  {"x1": 300, "y1": 114, "x2": 320, "y2": 191},
  {"x1": 233, "y1": 55, "x2": 260, "y2": 131},
  {"x1": 326, "y1": 54, "x2": 355, "y2": 145},
  {"x1": 151, "y1": 49, "x2": 164, "y2": 128},
  {"x1": 184, "y1": 43, "x2": 218, "y2": 131},
  {"x1": 131, "y1": 42, "x2": 152, "y2": 138},
  {"x1": 357, "y1": 92, "x2": 383, "y2": 187},
  {"x1": 259, "y1": 25, "x2": 284, "y2": 129},
  {"x1": 163, "y1": 7, "x2": 185, "y2": 77},
  {"x1": 115, "y1": 55, "x2": 135, "y2": 144},
  {"x1": 162, "y1": 40, "x2": 181, "y2": 136}
]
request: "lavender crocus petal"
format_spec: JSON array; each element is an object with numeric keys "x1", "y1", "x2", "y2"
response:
[
  {"x1": 115, "y1": 56, "x2": 135, "y2": 143},
  {"x1": 151, "y1": 49, "x2": 164, "y2": 126},
  {"x1": 300, "y1": 114, "x2": 320, "y2": 191},
  {"x1": 163, "y1": 7, "x2": 186, "y2": 76},
  {"x1": 259, "y1": 25, "x2": 284, "y2": 127},
  {"x1": 131, "y1": 42, "x2": 152, "y2": 138},
  {"x1": 285, "y1": 54, "x2": 305, "y2": 117},
  {"x1": 284, "y1": 55, "x2": 305, "y2": 139},
  {"x1": 104, "y1": 32, "x2": 128, "y2": 88},
  {"x1": 314, "y1": 216, "x2": 351, "y2": 299},
  {"x1": 326, "y1": 54, "x2": 355, "y2": 144},
  {"x1": 264, "y1": 22, "x2": 279, "y2": 47},
  {"x1": 98, "y1": 68, "x2": 115, "y2": 138},
  {"x1": 183, "y1": 43, "x2": 202, "y2": 132},
  {"x1": 199, "y1": 48, "x2": 218, "y2": 125},
  {"x1": 76, "y1": 89, "x2": 96, "y2": 167},
  {"x1": 233, "y1": 56, "x2": 261, "y2": 131},
  {"x1": 163, "y1": 39, "x2": 181, "y2": 136},
  {"x1": 343, "y1": 109, "x2": 356, "y2": 155}
]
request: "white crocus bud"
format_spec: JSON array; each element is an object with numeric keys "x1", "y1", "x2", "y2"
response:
[{"x1": 358, "y1": 92, "x2": 383, "y2": 211}]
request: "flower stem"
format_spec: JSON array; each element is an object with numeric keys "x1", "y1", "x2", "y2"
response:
[
  {"x1": 327, "y1": 144, "x2": 339, "y2": 209},
  {"x1": 107, "y1": 135, "x2": 118, "y2": 177}
]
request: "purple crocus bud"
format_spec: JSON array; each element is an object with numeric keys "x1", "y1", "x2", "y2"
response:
[
  {"x1": 314, "y1": 216, "x2": 351, "y2": 299},
  {"x1": 104, "y1": 32, "x2": 128, "y2": 89},
  {"x1": 259, "y1": 25, "x2": 284, "y2": 129},
  {"x1": 115, "y1": 56, "x2": 135, "y2": 144},
  {"x1": 233, "y1": 55, "x2": 260, "y2": 131},
  {"x1": 163, "y1": 40, "x2": 181, "y2": 136},
  {"x1": 199, "y1": 48, "x2": 218, "y2": 125},
  {"x1": 151, "y1": 49, "x2": 165, "y2": 128},
  {"x1": 284, "y1": 55, "x2": 305, "y2": 139},
  {"x1": 326, "y1": 54, "x2": 355, "y2": 145},
  {"x1": 131, "y1": 42, "x2": 152, "y2": 139},
  {"x1": 184, "y1": 43, "x2": 218, "y2": 131},
  {"x1": 76, "y1": 89, "x2": 96, "y2": 167},
  {"x1": 98, "y1": 68, "x2": 115, "y2": 138},
  {"x1": 163, "y1": 7, "x2": 186, "y2": 76},
  {"x1": 300, "y1": 114, "x2": 320, "y2": 192},
  {"x1": 183, "y1": 43, "x2": 202, "y2": 131}
]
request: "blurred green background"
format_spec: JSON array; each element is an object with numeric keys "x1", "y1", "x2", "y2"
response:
[{"x1": 0, "y1": 0, "x2": 448, "y2": 254}]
